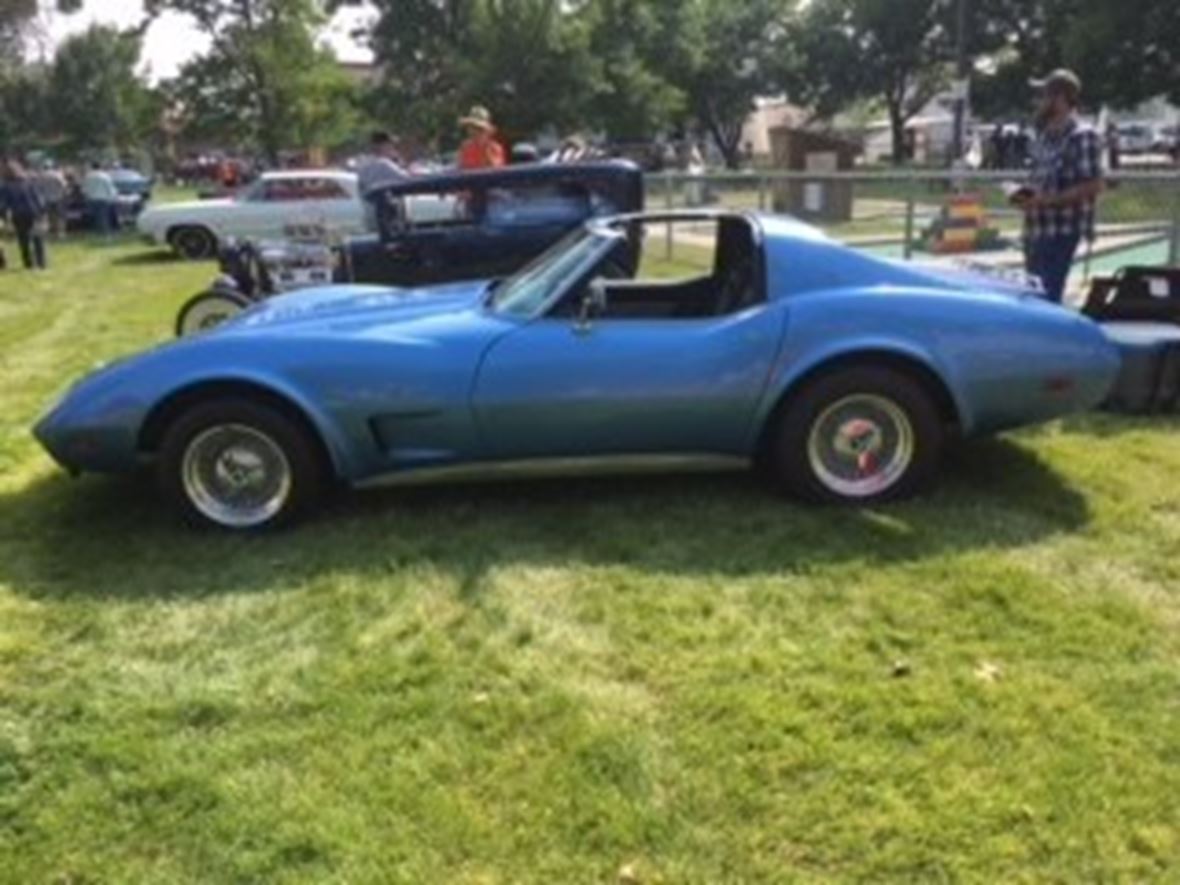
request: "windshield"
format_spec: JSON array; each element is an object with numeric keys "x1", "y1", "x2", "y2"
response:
[
  {"x1": 489, "y1": 227, "x2": 617, "y2": 318},
  {"x1": 237, "y1": 180, "x2": 264, "y2": 202}
]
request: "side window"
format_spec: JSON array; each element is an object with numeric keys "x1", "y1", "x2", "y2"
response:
[
  {"x1": 485, "y1": 181, "x2": 590, "y2": 226},
  {"x1": 258, "y1": 179, "x2": 304, "y2": 201},
  {"x1": 302, "y1": 178, "x2": 351, "y2": 200},
  {"x1": 557, "y1": 218, "x2": 759, "y2": 321},
  {"x1": 631, "y1": 219, "x2": 719, "y2": 280},
  {"x1": 257, "y1": 178, "x2": 348, "y2": 201},
  {"x1": 380, "y1": 186, "x2": 480, "y2": 236}
]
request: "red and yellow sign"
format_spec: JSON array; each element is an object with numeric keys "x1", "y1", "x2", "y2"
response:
[{"x1": 928, "y1": 194, "x2": 989, "y2": 255}]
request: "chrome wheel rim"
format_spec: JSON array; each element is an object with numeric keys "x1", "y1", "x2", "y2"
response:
[
  {"x1": 806, "y1": 394, "x2": 914, "y2": 498},
  {"x1": 181, "y1": 296, "x2": 242, "y2": 335},
  {"x1": 181, "y1": 424, "x2": 292, "y2": 527}
]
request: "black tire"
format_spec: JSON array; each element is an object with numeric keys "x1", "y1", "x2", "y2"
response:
[
  {"x1": 168, "y1": 225, "x2": 218, "y2": 260},
  {"x1": 766, "y1": 365, "x2": 944, "y2": 505},
  {"x1": 157, "y1": 397, "x2": 326, "y2": 531},
  {"x1": 175, "y1": 290, "x2": 252, "y2": 337}
]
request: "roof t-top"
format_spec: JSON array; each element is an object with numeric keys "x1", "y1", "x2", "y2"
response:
[
  {"x1": 589, "y1": 209, "x2": 829, "y2": 244},
  {"x1": 260, "y1": 169, "x2": 358, "y2": 181}
]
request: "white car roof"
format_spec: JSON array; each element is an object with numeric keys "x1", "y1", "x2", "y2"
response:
[{"x1": 260, "y1": 169, "x2": 357, "y2": 182}]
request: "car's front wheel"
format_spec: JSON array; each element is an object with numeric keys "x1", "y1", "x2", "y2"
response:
[
  {"x1": 168, "y1": 225, "x2": 218, "y2": 260},
  {"x1": 767, "y1": 366, "x2": 944, "y2": 504},
  {"x1": 158, "y1": 398, "x2": 326, "y2": 530}
]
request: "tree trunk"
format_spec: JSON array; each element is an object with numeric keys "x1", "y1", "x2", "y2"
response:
[
  {"x1": 887, "y1": 99, "x2": 907, "y2": 166},
  {"x1": 703, "y1": 114, "x2": 742, "y2": 170}
]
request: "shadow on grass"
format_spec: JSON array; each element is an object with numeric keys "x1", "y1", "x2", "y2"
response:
[
  {"x1": 110, "y1": 249, "x2": 187, "y2": 267},
  {"x1": 0, "y1": 438, "x2": 1089, "y2": 601}
]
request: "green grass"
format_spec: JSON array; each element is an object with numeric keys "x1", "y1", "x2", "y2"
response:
[
  {"x1": 666, "y1": 178, "x2": 1176, "y2": 238},
  {"x1": 2, "y1": 238, "x2": 1180, "y2": 883}
]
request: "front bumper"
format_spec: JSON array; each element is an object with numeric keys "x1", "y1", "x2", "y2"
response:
[{"x1": 33, "y1": 397, "x2": 145, "y2": 476}]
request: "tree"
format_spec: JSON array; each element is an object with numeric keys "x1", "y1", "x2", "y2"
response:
[
  {"x1": 363, "y1": 0, "x2": 598, "y2": 148},
  {"x1": 148, "y1": 0, "x2": 360, "y2": 162},
  {"x1": 662, "y1": 0, "x2": 793, "y2": 168},
  {"x1": 0, "y1": 66, "x2": 53, "y2": 154},
  {"x1": 1, "y1": 0, "x2": 83, "y2": 153},
  {"x1": 1071, "y1": 0, "x2": 1179, "y2": 108},
  {"x1": 1, "y1": 0, "x2": 83, "y2": 66},
  {"x1": 361, "y1": 0, "x2": 791, "y2": 164},
  {"x1": 577, "y1": 0, "x2": 685, "y2": 143},
  {"x1": 967, "y1": 0, "x2": 1079, "y2": 119},
  {"x1": 46, "y1": 25, "x2": 154, "y2": 157},
  {"x1": 972, "y1": 0, "x2": 1179, "y2": 115},
  {"x1": 790, "y1": 0, "x2": 959, "y2": 165}
]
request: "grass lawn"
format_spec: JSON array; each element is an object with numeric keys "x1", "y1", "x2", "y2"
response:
[{"x1": 2, "y1": 237, "x2": 1180, "y2": 883}]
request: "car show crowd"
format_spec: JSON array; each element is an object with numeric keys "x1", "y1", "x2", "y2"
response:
[
  {"x1": 0, "y1": 157, "x2": 155, "y2": 270},
  {"x1": 0, "y1": 75, "x2": 1157, "y2": 310}
]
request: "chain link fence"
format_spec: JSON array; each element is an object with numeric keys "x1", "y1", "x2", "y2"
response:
[{"x1": 645, "y1": 169, "x2": 1180, "y2": 297}]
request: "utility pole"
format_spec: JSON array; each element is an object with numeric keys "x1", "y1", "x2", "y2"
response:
[{"x1": 951, "y1": 0, "x2": 969, "y2": 163}]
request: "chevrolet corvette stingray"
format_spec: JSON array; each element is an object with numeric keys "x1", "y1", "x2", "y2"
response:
[{"x1": 35, "y1": 211, "x2": 1120, "y2": 530}]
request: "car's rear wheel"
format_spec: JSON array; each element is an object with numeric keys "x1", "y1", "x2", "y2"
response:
[
  {"x1": 158, "y1": 398, "x2": 326, "y2": 530},
  {"x1": 168, "y1": 225, "x2": 217, "y2": 260},
  {"x1": 175, "y1": 289, "x2": 252, "y2": 337},
  {"x1": 767, "y1": 366, "x2": 944, "y2": 504}
]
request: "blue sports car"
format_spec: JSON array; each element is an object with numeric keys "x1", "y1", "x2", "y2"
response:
[{"x1": 35, "y1": 211, "x2": 1120, "y2": 530}]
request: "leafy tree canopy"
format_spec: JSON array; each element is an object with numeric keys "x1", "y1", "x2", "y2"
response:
[
  {"x1": 151, "y1": 0, "x2": 360, "y2": 161},
  {"x1": 48, "y1": 24, "x2": 155, "y2": 156}
]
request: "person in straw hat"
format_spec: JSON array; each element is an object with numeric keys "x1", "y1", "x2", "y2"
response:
[{"x1": 457, "y1": 105, "x2": 506, "y2": 170}]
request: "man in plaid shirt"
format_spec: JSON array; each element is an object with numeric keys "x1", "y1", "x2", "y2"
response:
[{"x1": 1012, "y1": 69, "x2": 1104, "y2": 303}]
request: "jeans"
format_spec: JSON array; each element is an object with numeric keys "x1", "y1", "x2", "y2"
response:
[
  {"x1": 12, "y1": 214, "x2": 46, "y2": 269},
  {"x1": 1024, "y1": 234, "x2": 1081, "y2": 304},
  {"x1": 46, "y1": 201, "x2": 64, "y2": 237},
  {"x1": 89, "y1": 199, "x2": 115, "y2": 235}
]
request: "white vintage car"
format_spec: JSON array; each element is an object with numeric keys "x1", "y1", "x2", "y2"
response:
[{"x1": 137, "y1": 169, "x2": 367, "y2": 259}]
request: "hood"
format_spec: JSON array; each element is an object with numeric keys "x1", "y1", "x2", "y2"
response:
[
  {"x1": 143, "y1": 197, "x2": 235, "y2": 216},
  {"x1": 224, "y1": 279, "x2": 493, "y2": 331}
]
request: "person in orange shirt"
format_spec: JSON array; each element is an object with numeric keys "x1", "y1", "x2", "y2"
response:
[
  {"x1": 457, "y1": 106, "x2": 506, "y2": 170},
  {"x1": 219, "y1": 158, "x2": 239, "y2": 190}
]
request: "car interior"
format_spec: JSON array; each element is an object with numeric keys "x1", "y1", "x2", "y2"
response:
[{"x1": 553, "y1": 216, "x2": 763, "y2": 320}]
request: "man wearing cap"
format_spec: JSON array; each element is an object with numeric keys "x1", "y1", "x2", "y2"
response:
[
  {"x1": 357, "y1": 131, "x2": 407, "y2": 196},
  {"x1": 457, "y1": 106, "x2": 506, "y2": 170},
  {"x1": 357, "y1": 131, "x2": 408, "y2": 231},
  {"x1": 1011, "y1": 69, "x2": 1104, "y2": 304}
]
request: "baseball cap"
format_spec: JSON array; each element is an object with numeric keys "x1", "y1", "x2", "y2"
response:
[{"x1": 1030, "y1": 68, "x2": 1082, "y2": 102}]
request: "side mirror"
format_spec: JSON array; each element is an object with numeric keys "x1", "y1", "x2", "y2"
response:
[{"x1": 575, "y1": 277, "x2": 608, "y2": 334}]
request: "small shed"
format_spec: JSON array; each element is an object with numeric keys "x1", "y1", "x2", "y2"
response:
[{"x1": 769, "y1": 128, "x2": 858, "y2": 223}]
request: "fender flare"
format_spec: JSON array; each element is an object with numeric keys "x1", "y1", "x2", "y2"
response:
[{"x1": 751, "y1": 339, "x2": 972, "y2": 449}]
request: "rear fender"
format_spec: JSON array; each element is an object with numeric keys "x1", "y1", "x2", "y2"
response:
[{"x1": 752, "y1": 336, "x2": 972, "y2": 446}]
